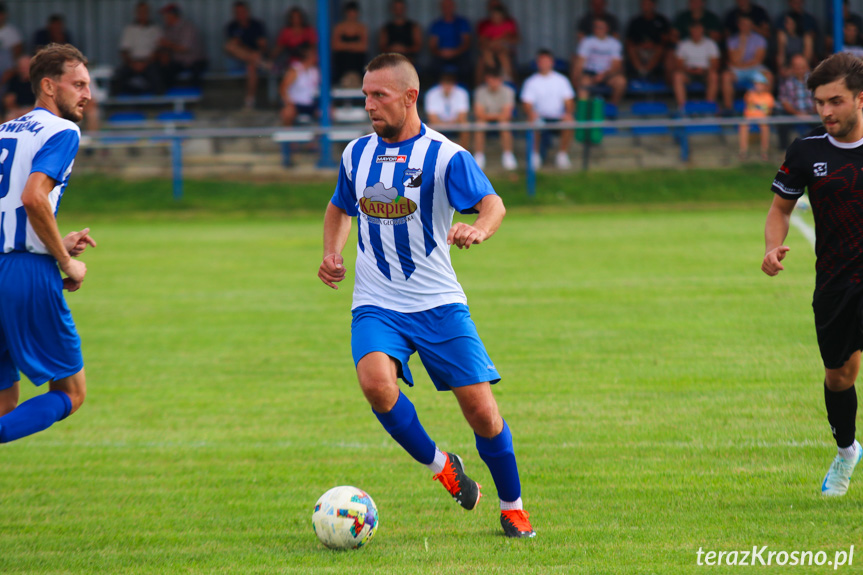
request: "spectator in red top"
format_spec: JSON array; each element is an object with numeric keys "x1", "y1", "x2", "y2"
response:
[
  {"x1": 273, "y1": 6, "x2": 317, "y2": 72},
  {"x1": 476, "y1": 1, "x2": 518, "y2": 82}
]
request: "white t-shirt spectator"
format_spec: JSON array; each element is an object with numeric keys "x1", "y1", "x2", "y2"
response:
[
  {"x1": 520, "y1": 71, "x2": 575, "y2": 120},
  {"x1": 577, "y1": 35, "x2": 623, "y2": 75},
  {"x1": 676, "y1": 37, "x2": 720, "y2": 69},
  {"x1": 120, "y1": 22, "x2": 162, "y2": 60},
  {"x1": 424, "y1": 84, "x2": 470, "y2": 123}
]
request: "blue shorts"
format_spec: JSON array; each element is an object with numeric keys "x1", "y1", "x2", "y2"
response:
[
  {"x1": 351, "y1": 304, "x2": 500, "y2": 391},
  {"x1": 0, "y1": 252, "x2": 83, "y2": 390}
]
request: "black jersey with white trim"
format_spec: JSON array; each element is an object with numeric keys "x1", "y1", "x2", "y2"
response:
[{"x1": 772, "y1": 126, "x2": 863, "y2": 291}]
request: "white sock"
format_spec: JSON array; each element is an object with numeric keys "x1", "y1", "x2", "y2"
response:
[
  {"x1": 838, "y1": 442, "x2": 858, "y2": 461},
  {"x1": 500, "y1": 497, "x2": 523, "y2": 511},
  {"x1": 425, "y1": 448, "x2": 448, "y2": 474}
]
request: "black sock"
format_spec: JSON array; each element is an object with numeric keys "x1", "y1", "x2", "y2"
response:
[{"x1": 824, "y1": 383, "x2": 857, "y2": 449}]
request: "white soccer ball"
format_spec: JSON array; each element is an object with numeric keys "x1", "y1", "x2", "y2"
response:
[{"x1": 312, "y1": 486, "x2": 379, "y2": 550}]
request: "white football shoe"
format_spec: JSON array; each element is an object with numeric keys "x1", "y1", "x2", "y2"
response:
[{"x1": 821, "y1": 440, "x2": 863, "y2": 496}]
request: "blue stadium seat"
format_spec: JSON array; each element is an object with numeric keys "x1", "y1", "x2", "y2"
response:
[
  {"x1": 156, "y1": 111, "x2": 195, "y2": 123},
  {"x1": 603, "y1": 103, "x2": 620, "y2": 135},
  {"x1": 106, "y1": 112, "x2": 147, "y2": 126},
  {"x1": 630, "y1": 101, "x2": 670, "y2": 136},
  {"x1": 627, "y1": 79, "x2": 671, "y2": 98}
]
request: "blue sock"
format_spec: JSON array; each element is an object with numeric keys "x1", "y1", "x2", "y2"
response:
[
  {"x1": 373, "y1": 392, "x2": 436, "y2": 465},
  {"x1": 0, "y1": 390, "x2": 72, "y2": 443},
  {"x1": 476, "y1": 419, "x2": 521, "y2": 502}
]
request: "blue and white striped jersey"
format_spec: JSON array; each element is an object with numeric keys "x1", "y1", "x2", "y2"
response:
[
  {"x1": 0, "y1": 107, "x2": 80, "y2": 255},
  {"x1": 331, "y1": 124, "x2": 497, "y2": 312}
]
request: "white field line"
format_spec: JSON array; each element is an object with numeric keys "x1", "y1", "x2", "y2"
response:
[{"x1": 791, "y1": 195, "x2": 816, "y2": 249}]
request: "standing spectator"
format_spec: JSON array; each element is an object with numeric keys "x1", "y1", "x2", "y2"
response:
[
  {"x1": 279, "y1": 46, "x2": 319, "y2": 126},
  {"x1": 576, "y1": 0, "x2": 620, "y2": 43},
  {"x1": 427, "y1": 0, "x2": 472, "y2": 87},
  {"x1": 331, "y1": 1, "x2": 367, "y2": 87},
  {"x1": 775, "y1": 13, "x2": 813, "y2": 78},
  {"x1": 672, "y1": 21, "x2": 720, "y2": 110},
  {"x1": 572, "y1": 18, "x2": 626, "y2": 106},
  {"x1": 777, "y1": 53, "x2": 815, "y2": 148},
  {"x1": 112, "y1": 1, "x2": 164, "y2": 95},
  {"x1": 156, "y1": 4, "x2": 207, "y2": 89},
  {"x1": 0, "y1": 3, "x2": 21, "y2": 82},
  {"x1": 224, "y1": 0, "x2": 269, "y2": 109},
  {"x1": 624, "y1": 0, "x2": 672, "y2": 84},
  {"x1": 475, "y1": 1, "x2": 518, "y2": 83},
  {"x1": 32, "y1": 14, "x2": 74, "y2": 51},
  {"x1": 3, "y1": 54, "x2": 33, "y2": 121},
  {"x1": 722, "y1": 14, "x2": 771, "y2": 113},
  {"x1": 522, "y1": 49, "x2": 575, "y2": 170},
  {"x1": 378, "y1": 0, "x2": 422, "y2": 62},
  {"x1": 273, "y1": 7, "x2": 317, "y2": 72},
  {"x1": 724, "y1": 0, "x2": 771, "y2": 39},
  {"x1": 424, "y1": 71, "x2": 470, "y2": 148},
  {"x1": 738, "y1": 72, "x2": 774, "y2": 161},
  {"x1": 672, "y1": 0, "x2": 723, "y2": 44},
  {"x1": 472, "y1": 66, "x2": 517, "y2": 171}
]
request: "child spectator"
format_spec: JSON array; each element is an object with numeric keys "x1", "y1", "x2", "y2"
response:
[
  {"x1": 331, "y1": 1, "x2": 367, "y2": 87},
  {"x1": 738, "y1": 72, "x2": 774, "y2": 161}
]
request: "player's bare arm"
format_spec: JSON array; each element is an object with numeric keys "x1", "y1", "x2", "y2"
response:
[
  {"x1": 762, "y1": 195, "x2": 797, "y2": 276},
  {"x1": 21, "y1": 171, "x2": 87, "y2": 290},
  {"x1": 447, "y1": 194, "x2": 506, "y2": 250},
  {"x1": 319, "y1": 201, "x2": 352, "y2": 289}
]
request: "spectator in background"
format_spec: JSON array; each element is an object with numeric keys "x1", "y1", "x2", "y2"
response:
[
  {"x1": 777, "y1": 53, "x2": 815, "y2": 148},
  {"x1": 775, "y1": 13, "x2": 813, "y2": 78},
  {"x1": 3, "y1": 54, "x2": 32, "y2": 121},
  {"x1": 331, "y1": 1, "x2": 367, "y2": 88},
  {"x1": 724, "y1": 0, "x2": 771, "y2": 39},
  {"x1": 279, "y1": 46, "x2": 319, "y2": 126},
  {"x1": 112, "y1": 1, "x2": 164, "y2": 95},
  {"x1": 428, "y1": 0, "x2": 472, "y2": 87},
  {"x1": 672, "y1": 0, "x2": 722, "y2": 44},
  {"x1": 842, "y1": 21, "x2": 863, "y2": 59},
  {"x1": 722, "y1": 14, "x2": 771, "y2": 113},
  {"x1": 156, "y1": 4, "x2": 207, "y2": 89},
  {"x1": 224, "y1": 0, "x2": 269, "y2": 109},
  {"x1": 572, "y1": 18, "x2": 626, "y2": 106},
  {"x1": 672, "y1": 21, "x2": 719, "y2": 110},
  {"x1": 476, "y1": 1, "x2": 518, "y2": 83},
  {"x1": 424, "y1": 71, "x2": 470, "y2": 148},
  {"x1": 775, "y1": 0, "x2": 818, "y2": 53},
  {"x1": 472, "y1": 65, "x2": 516, "y2": 171},
  {"x1": 576, "y1": 0, "x2": 620, "y2": 43},
  {"x1": 522, "y1": 49, "x2": 575, "y2": 170},
  {"x1": 624, "y1": 0, "x2": 672, "y2": 84},
  {"x1": 378, "y1": 0, "x2": 422, "y2": 62},
  {"x1": 738, "y1": 71, "x2": 773, "y2": 161},
  {"x1": 32, "y1": 14, "x2": 73, "y2": 51},
  {"x1": 0, "y1": 3, "x2": 23, "y2": 82},
  {"x1": 827, "y1": 1, "x2": 863, "y2": 53},
  {"x1": 273, "y1": 6, "x2": 317, "y2": 72}
]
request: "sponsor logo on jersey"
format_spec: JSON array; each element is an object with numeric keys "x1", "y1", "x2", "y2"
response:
[
  {"x1": 814, "y1": 162, "x2": 827, "y2": 177},
  {"x1": 360, "y1": 182, "x2": 418, "y2": 224},
  {"x1": 376, "y1": 155, "x2": 407, "y2": 163},
  {"x1": 403, "y1": 168, "x2": 423, "y2": 188}
]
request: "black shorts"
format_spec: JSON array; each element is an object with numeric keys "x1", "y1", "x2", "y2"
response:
[{"x1": 812, "y1": 284, "x2": 863, "y2": 369}]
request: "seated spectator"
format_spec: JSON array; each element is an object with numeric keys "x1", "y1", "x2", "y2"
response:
[
  {"x1": 775, "y1": 0, "x2": 818, "y2": 48},
  {"x1": 424, "y1": 71, "x2": 470, "y2": 148},
  {"x1": 721, "y1": 14, "x2": 771, "y2": 113},
  {"x1": 522, "y1": 49, "x2": 575, "y2": 170},
  {"x1": 427, "y1": 0, "x2": 472, "y2": 87},
  {"x1": 672, "y1": 0, "x2": 722, "y2": 44},
  {"x1": 775, "y1": 13, "x2": 813, "y2": 78},
  {"x1": 576, "y1": 0, "x2": 620, "y2": 43},
  {"x1": 572, "y1": 18, "x2": 626, "y2": 106},
  {"x1": 279, "y1": 46, "x2": 319, "y2": 126},
  {"x1": 3, "y1": 54, "x2": 33, "y2": 121},
  {"x1": 738, "y1": 72, "x2": 774, "y2": 161},
  {"x1": 827, "y1": 0, "x2": 863, "y2": 53},
  {"x1": 331, "y1": 1, "x2": 367, "y2": 87},
  {"x1": 475, "y1": 1, "x2": 518, "y2": 83},
  {"x1": 777, "y1": 53, "x2": 815, "y2": 148},
  {"x1": 0, "y1": 3, "x2": 22, "y2": 82},
  {"x1": 378, "y1": 0, "x2": 422, "y2": 62},
  {"x1": 624, "y1": 0, "x2": 672, "y2": 84},
  {"x1": 672, "y1": 21, "x2": 719, "y2": 109},
  {"x1": 843, "y1": 21, "x2": 863, "y2": 59},
  {"x1": 472, "y1": 66, "x2": 517, "y2": 171},
  {"x1": 273, "y1": 6, "x2": 317, "y2": 72},
  {"x1": 224, "y1": 0, "x2": 269, "y2": 109},
  {"x1": 32, "y1": 14, "x2": 74, "y2": 51},
  {"x1": 112, "y1": 1, "x2": 164, "y2": 95},
  {"x1": 156, "y1": 4, "x2": 207, "y2": 89},
  {"x1": 724, "y1": 0, "x2": 771, "y2": 39}
]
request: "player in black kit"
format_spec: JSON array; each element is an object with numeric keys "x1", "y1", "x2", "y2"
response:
[{"x1": 763, "y1": 52, "x2": 863, "y2": 496}]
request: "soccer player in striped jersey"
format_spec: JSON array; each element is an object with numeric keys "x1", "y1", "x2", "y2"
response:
[
  {"x1": 764, "y1": 52, "x2": 863, "y2": 496},
  {"x1": 318, "y1": 53, "x2": 535, "y2": 538},
  {"x1": 0, "y1": 44, "x2": 95, "y2": 444}
]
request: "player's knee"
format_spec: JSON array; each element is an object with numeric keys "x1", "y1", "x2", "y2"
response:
[
  {"x1": 357, "y1": 376, "x2": 398, "y2": 412},
  {"x1": 461, "y1": 401, "x2": 501, "y2": 437},
  {"x1": 825, "y1": 374, "x2": 855, "y2": 392}
]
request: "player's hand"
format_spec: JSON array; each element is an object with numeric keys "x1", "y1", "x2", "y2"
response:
[
  {"x1": 447, "y1": 222, "x2": 487, "y2": 250},
  {"x1": 762, "y1": 245, "x2": 790, "y2": 276},
  {"x1": 60, "y1": 258, "x2": 87, "y2": 292},
  {"x1": 63, "y1": 227, "x2": 97, "y2": 257},
  {"x1": 319, "y1": 253, "x2": 346, "y2": 289}
]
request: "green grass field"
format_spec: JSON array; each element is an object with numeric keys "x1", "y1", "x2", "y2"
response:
[{"x1": 1, "y1": 169, "x2": 857, "y2": 574}]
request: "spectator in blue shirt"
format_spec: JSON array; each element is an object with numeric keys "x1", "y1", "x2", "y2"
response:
[
  {"x1": 428, "y1": 0, "x2": 472, "y2": 87},
  {"x1": 224, "y1": 0, "x2": 270, "y2": 109}
]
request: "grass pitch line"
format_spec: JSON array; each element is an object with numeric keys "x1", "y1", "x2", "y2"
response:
[{"x1": 791, "y1": 197, "x2": 815, "y2": 250}]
